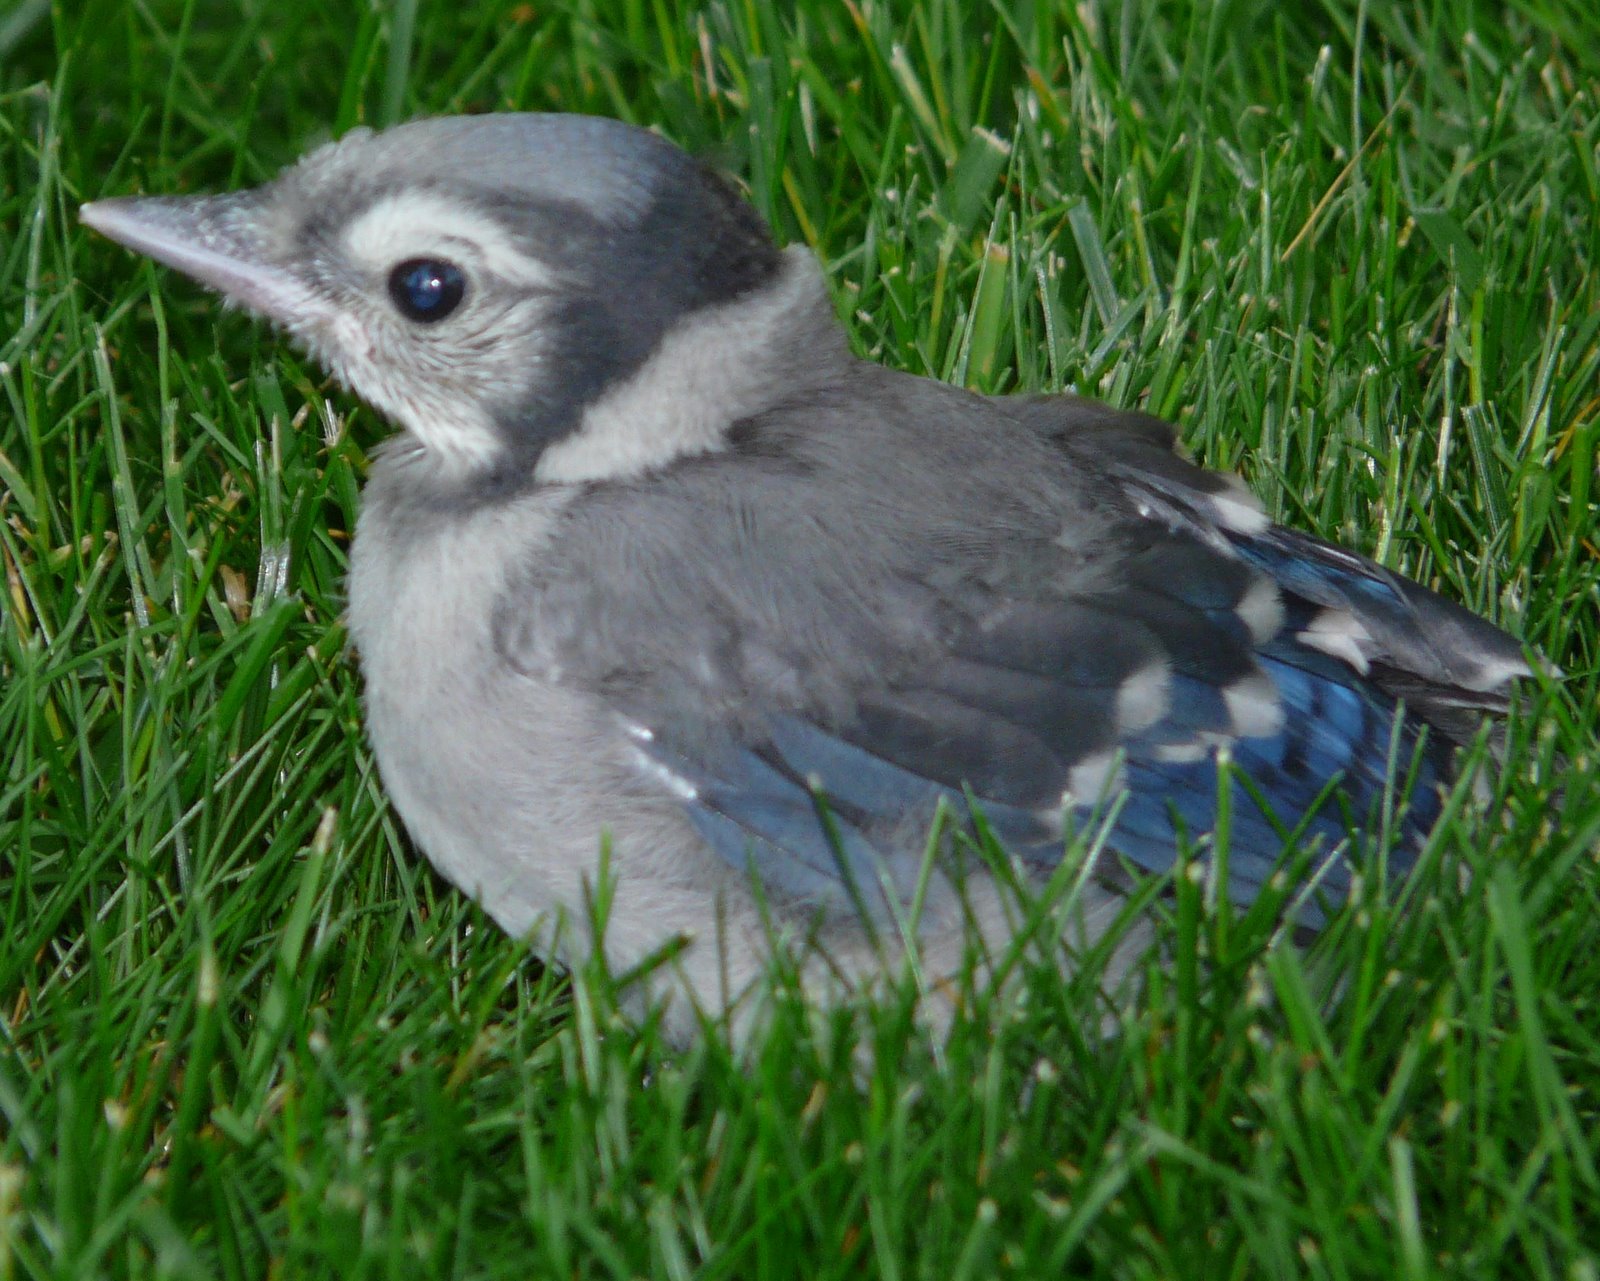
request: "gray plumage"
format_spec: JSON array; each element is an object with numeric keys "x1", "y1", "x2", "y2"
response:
[{"x1": 81, "y1": 114, "x2": 1533, "y2": 1039}]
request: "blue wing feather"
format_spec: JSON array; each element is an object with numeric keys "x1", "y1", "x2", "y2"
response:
[
  {"x1": 639, "y1": 592, "x2": 1453, "y2": 925},
  {"x1": 620, "y1": 410, "x2": 1516, "y2": 928}
]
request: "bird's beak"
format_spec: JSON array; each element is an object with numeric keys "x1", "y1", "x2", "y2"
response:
[{"x1": 80, "y1": 193, "x2": 324, "y2": 327}]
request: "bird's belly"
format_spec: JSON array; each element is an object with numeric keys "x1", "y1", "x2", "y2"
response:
[
  {"x1": 358, "y1": 659, "x2": 593, "y2": 931},
  {"x1": 345, "y1": 489, "x2": 737, "y2": 972},
  {"x1": 347, "y1": 490, "x2": 575, "y2": 924}
]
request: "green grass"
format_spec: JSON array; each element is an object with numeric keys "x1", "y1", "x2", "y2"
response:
[{"x1": 3, "y1": 0, "x2": 1599, "y2": 1275}]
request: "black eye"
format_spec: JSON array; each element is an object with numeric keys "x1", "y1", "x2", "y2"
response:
[{"x1": 387, "y1": 258, "x2": 466, "y2": 323}]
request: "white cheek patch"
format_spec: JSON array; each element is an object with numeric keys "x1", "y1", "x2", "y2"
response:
[
  {"x1": 327, "y1": 310, "x2": 376, "y2": 363},
  {"x1": 301, "y1": 322, "x2": 505, "y2": 473},
  {"x1": 340, "y1": 191, "x2": 556, "y2": 289}
]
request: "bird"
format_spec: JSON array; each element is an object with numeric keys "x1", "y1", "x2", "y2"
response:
[{"x1": 80, "y1": 113, "x2": 1533, "y2": 1040}]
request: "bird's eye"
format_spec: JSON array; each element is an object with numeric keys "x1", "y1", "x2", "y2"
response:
[{"x1": 387, "y1": 258, "x2": 467, "y2": 323}]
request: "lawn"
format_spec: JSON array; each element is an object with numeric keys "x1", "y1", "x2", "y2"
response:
[{"x1": 3, "y1": 0, "x2": 1598, "y2": 1276}]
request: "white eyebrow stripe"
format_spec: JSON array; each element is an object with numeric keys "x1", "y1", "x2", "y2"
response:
[{"x1": 340, "y1": 191, "x2": 555, "y2": 287}]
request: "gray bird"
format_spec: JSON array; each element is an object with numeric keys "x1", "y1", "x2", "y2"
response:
[{"x1": 81, "y1": 114, "x2": 1531, "y2": 1039}]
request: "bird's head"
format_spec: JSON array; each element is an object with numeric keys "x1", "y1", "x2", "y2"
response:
[{"x1": 82, "y1": 114, "x2": 836, "y2": 497}]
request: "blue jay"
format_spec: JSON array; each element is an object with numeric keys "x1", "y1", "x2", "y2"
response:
[{"x1": 81, "y1": 114, "x2": 1531, "y2": 1036}]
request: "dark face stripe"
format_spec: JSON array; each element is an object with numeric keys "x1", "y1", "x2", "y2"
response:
[{"x1": 463, "y1": 162, "x2": 781, "y2": 506}]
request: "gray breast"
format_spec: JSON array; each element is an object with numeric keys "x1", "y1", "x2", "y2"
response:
[{"x1": 344, "y1": 458, "x2": 747, "y2": 994}]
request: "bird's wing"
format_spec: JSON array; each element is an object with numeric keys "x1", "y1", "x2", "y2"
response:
[
  {"x1": 624, "y1": 543, "x2": 1457, "y2": 925},
  {"x1": 500, "y1": 390, "x2": 1530, "y2": 924}
]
